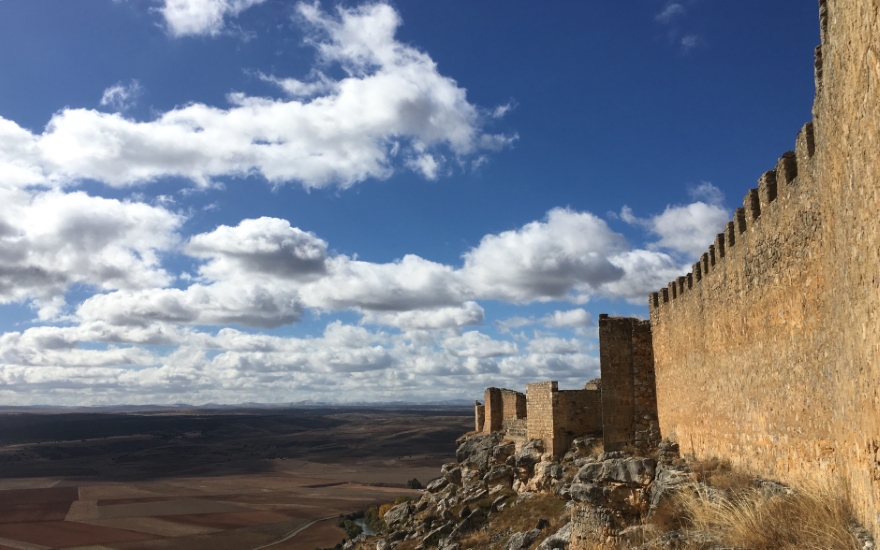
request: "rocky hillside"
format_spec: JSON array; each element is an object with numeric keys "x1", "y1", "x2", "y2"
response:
[{"x1": 335, "y1": 432, "x2": 875, "y2": 550}]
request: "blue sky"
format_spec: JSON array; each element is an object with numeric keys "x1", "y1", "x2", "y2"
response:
[{"x1": 0, "y1": 0, "x2": 818, "y2": 405}]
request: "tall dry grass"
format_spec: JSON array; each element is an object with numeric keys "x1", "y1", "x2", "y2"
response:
[{"x1": 677, "y1": 479, "x2": 860, "y2": 550}]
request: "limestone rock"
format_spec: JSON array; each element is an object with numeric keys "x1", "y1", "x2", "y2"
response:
[
  {"x1": 484, "y1": 465, "x2": 514, "y2": 488},
  {"x1": 426, "y1": 477, "x2": 449, "y2": 493},
  {"x1": 456, "y1": 433, "x2": 503, "y2": 472},
  {"x1": 504, "y1": 529, "x2": 542, "y2": 550},
  {"x1": 535, "y1": 522, "x2": 571, "y2": 550},
  {"x1": 383, "y1": 502, "x2": 412, "y2": 530},
  {"x1": 492, "y1": 441, "x2": 516, "y2": 463},
  {"x1": 577, "y1": 457, "x2": 655, "y2": 486},
  {"x1": 513, "y1": 439, "x2": 544, "y2": 469},
  {"x1": 648, "y1": 465, "x2": 690, "y2": 511},
  {"x1": 441, "y1": 463, "x2": 463, "y2": 486}
]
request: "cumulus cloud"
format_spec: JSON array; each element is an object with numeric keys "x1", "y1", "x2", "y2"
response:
[
  {"x1": 186, "y1": 217, "x2": 328, "y2": 281},
  {"x1": 160, "y1": 0, "x2": 267, "y2": 37},
  {"x1": 0, "y1": 2, "x2": 512, "y2": 190},
  {"x1": 0, "y1": 186, "x2": 181, "y2": 319},
  {"x1": 77, "y1": 283, "x2": 304, "y2": 329},
  {"x1": 461, "y1": 208, "x2": 627, "y2": 303},
  {"x1": 621, "y1": 183, "x2": 729, "y2": 259},
  {"x1": 541, "y1": 308, "x2": 593, "y2": 329},
  {"x1": 0, "y1": 189, "x2": 728, "y2": 403},
  {"x1": 443, "y1": 331, "x2": 517, "y2": 358},
  {"x1": 361, "y1": 302, "x2": 484, "y2": 330}
]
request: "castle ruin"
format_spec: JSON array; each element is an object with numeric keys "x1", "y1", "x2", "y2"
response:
[
  {"x1": 474, "y1": 315, "x2": 658, "y2": 459},
  {"x1": 476, "y1": 0, "x2": 880, "y2": 539}
]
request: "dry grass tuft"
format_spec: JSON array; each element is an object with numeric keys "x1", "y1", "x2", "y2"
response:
[{"x1": 678, "y1": 479, "x2": 860, "y2": 550}]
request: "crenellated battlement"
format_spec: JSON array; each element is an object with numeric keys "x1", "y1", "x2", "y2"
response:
[
  {"x1": 649, "y1": 0, "x2": 880, "y2": 539},
  {"x1": 649, "y1": 122, "x2": 817, "y2": 317}
]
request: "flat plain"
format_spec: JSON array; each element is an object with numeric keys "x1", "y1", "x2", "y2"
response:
[{"x1": 0, "y1": 407, "x2": 471, "y2": 550}]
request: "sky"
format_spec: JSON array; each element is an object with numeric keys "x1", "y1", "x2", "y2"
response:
[{"x1": 0, "y1": 0, "x2": 819, "y2": 405}]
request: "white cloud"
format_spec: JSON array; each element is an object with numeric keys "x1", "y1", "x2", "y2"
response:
[
  {"x1": 443, "y1": 331, "x2": 517, "y2": 358},
  {"x1": 0, "y1": 3, "x2": 512, "y2": 190},
  {"x1": 100, "y1": 80, "x2": 142, "y2": 112},
  {"x1": 160, "y1": 0, "x2": 267, "y2": 37},
  {"x1": 526, "y1": 336, "x2": 585, "y2": 355},
  {"x1": 362, "y1": 302, "x2": 484, "y2": 330},
  {"x1": 186, "y1": 217, "x2": 328, "y2": 281},
  {"x1": 656, "y1": 4, "x2": 686, "y2": 24},
  {"x1": 461, "y1": 208, "x2": 627, "y2": 302},
  {"x1": 621, "y1": 183, "x2": 729, "y2": 258},
  {"x1": 300, "y1": 254, "x2": 468, "y2": 313},
  {"x1": 541, "y1": 308, "x2": 593, "y2": 329},
  {"x1": 77, "y1": 283, "x2": 304, "y2": 329},
  {"x1": 0, "y1": 186, "x2": 182, "y2": 319}
]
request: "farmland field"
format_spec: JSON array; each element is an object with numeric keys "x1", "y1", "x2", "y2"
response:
[{"x1": 0, "y1": 407, "x2": 471, "y2": 549}]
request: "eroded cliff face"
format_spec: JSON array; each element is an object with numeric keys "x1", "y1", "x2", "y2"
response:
[{"x1": 649, "y1": 0, "x2": 880, "y2": 538}]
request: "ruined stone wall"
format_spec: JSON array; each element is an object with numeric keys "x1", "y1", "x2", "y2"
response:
[
  {"x1": 526, "y1": 381, "x2": 557, "y2": 454},
  {"x1": 649, "y1": 0, "x2": 880, "y2": 536},
  {"x1": 558, "y1": 390, "x2": 602, "y2": 436},
  {"x1": 483, "y1": 388, "x2": 503, "y2": 433},
  {"x1": 526, "y1": 381, "x2": 602, "y2": 457},
  {"x1": 599, "y1": 316, "x2": 657, "y2": 451},
  {"x1": 474, "y1": 402, "x2": 485, "y2": 432},
  {"x1": 501, "y1": 389, "x2": 527, "y2": 421}
]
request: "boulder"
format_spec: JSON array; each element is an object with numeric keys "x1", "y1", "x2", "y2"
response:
[
  {"x1": 426, "y1": 477, "x2": 449, "y2": 493},
  {"x1": 484, "y1": 465, "x2": 514, "y2": 489},
  {"x1": 577, "y1": 457, "x2": 655, "y2": 486},
  {"x1": 528, "y1": 461, "x2": 564, "y2": 491},
  {"x1": 376, "y1": 539, "x2": 390, "y2": 550},
  {"x1": 648, "y1": 465, "x2": 690, "y2": 511},
  {"x1": 383, "y1": 502, "x2": 412, "y2": 530},
  {"x1": 456, "y1": 433, "x2": 504, "y2": 472},
  {"x1": 569, "y1": 482, "x2": 607, "y2": 505},
  {"x1": 504, "y1": 529, "x2": 542, "y2": 550},
  {"x1": 448, "y1": 507, "x2": 486, "y2": 538},
  {"x1": 492, "y1": 441, "x2": 516, "y2": 463},
  {"x1": 441, "y1": 463, "x2": 462, "y2": 486},
  {"x1": 535, "y1": 522, "x2": 571, "y2": 550},
  {"x1": 513, "y1": 439, "x2": 544, "y2": 469}
]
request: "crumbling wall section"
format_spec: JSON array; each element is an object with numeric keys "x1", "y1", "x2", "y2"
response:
[
  {"x1": 483, "y1": 387, "x2": 503, "y2": 433},
  {"x1": 649, "y1": 0, "x2": 880, "y2": 537},
  {"x1": 526, "y1": 381, "x2": 558, "y2": 454},
  {"x1": 474, "y1": 401, "x2": 485, "y2": 432},
  {"x1": 599, "y1": 316, "x2": 657, "y2": 451},
  {"x1": 501, "y1": 389, "x2": 527, "y2": 421}
]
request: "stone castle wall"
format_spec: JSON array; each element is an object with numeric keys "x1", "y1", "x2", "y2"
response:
[
  {"x1": 649, "y1": 0, "x2": 880, "y2": 536},
  {"x1": 501, "y1": 389, "x2": 527, "y2": 421},
  {"x1": 525, "y1": 381, "x2": 602, "y2": 457},
  {"x1": 599, "y1": 316, "x2": 657, "y2": 451}
]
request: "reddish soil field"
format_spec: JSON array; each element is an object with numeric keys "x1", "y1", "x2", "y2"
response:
[
  {"x1": 0, "y1": 407, "x2": 470, "y2": 550},
  {"x1": 163, "y1": 511, "x2": 304, "y2": 530},
  {"x1": 0, "y1": 486, "x2": 78, "y2": 505},
  {"x1": 276, "y1": 519, "x2": 349, "y2": 550},
  {"x1": 0, "y1": 520, "x2": 154, "y2": 547},
  {"x1": 110, "y1": 530, "x2": 277, "y2": 550},
  {"x1": 0, "y1": 501, "x2": 72, "y2": 523}
]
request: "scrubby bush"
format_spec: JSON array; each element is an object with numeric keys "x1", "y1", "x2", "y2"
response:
[
  {"x1": 406, "y1": 477, "x2": 423, "y2": 489},
  {"x1": 336, "y1": 514, "x2": 362, "y2": 539},
  {"x1": 364, "y1": 505, "x2": 386, "y2": 533}
]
